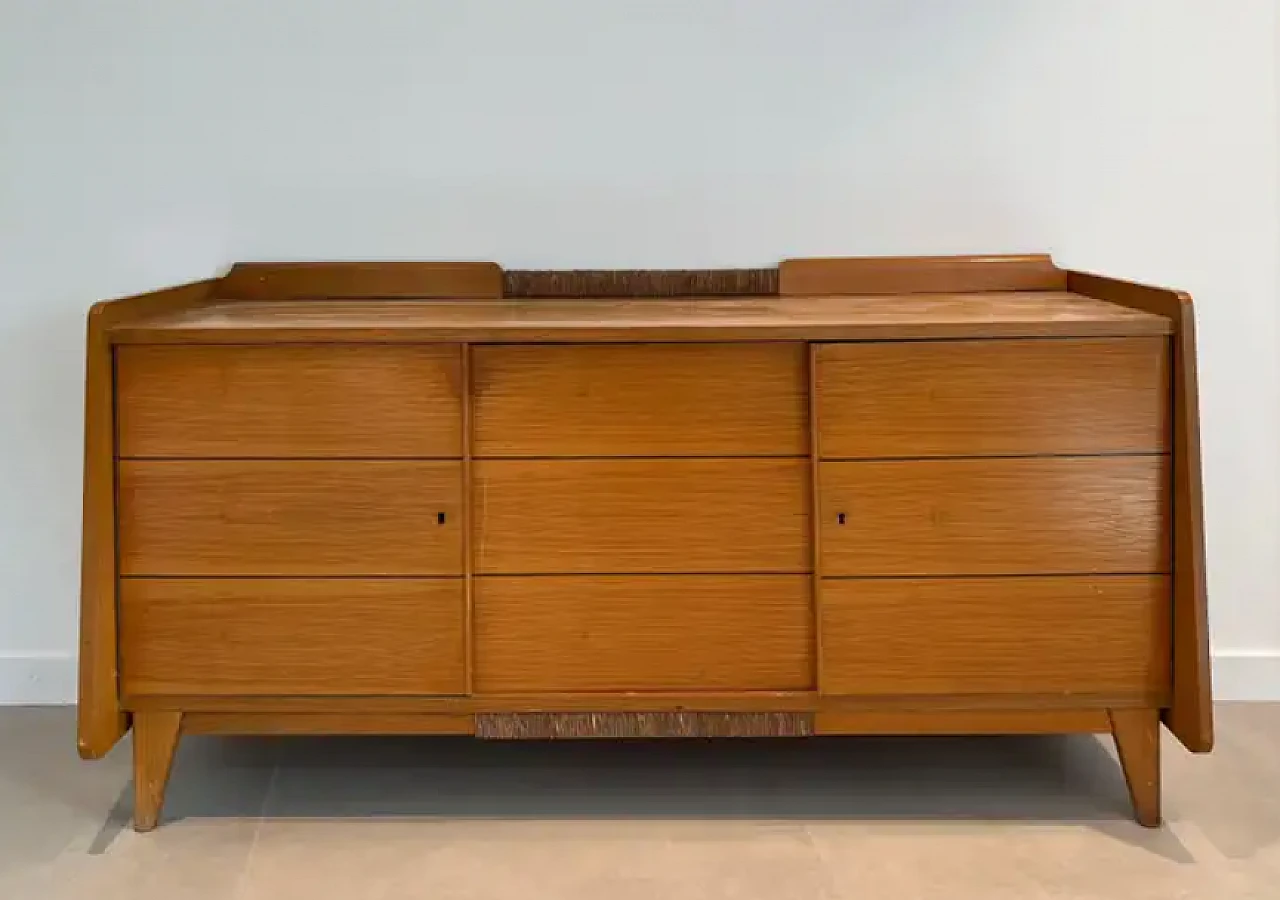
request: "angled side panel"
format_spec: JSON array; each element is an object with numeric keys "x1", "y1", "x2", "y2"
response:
[
  {"x1": 779, "y1": 254, "x2": 1068, "y2": 295},
  {"x1": 78, "y1": 279, "x2": 216, "y2": 759},
  {"x1": 1068, "y1": 271, "x2": 1212, "y2": 752}
]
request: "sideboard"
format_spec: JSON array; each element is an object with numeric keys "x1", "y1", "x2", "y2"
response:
[{"x1": 77, "y1": 254, "x2": 1211, "y2": 830}]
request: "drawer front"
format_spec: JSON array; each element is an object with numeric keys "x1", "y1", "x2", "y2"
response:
[
  {"x1": 474, "y1": 459, "x2": 811, "y2": 574},
  {"x1": 820, "y1": 456, "x2": 1169, "y2": 576},
  {"x1": 119, "y1": 460, "x2": 462, "y2": 576},
  {"x1": 120, "y1": 579, "x2": 464, "y2": 695},
  {"x1": 475, "y1": 575, "x2": 813, "y2": 692},
  {"x1": 820, "y1": 576, "x2": 1170, "y2": 697},
  {"x1": 816, "y1": 338, "x2": 1170, "y2": 458},
  {"x1": 117, "y1": 345, "x2": 462, "y2": 458},
  {"x1": 472, "y1": 343, "x2": 808, "y2": 456}
]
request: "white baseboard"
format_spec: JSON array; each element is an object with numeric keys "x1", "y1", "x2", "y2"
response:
[
  {"x1": 1211, "y1": 650, "x2": 1280, "y2": 702},
  {"x1": 1, "y1": 651, "x2": 1278, "y2": 705},
  {"x1": 0, "y1": 653, "x2": 77, "y2": 705}
]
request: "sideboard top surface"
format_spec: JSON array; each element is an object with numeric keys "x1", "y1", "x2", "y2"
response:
[{"x1": 106, "y1": 290, "x2": 1171, "y2": 344}]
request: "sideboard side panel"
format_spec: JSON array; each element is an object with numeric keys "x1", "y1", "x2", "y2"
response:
[
  {"x1": 79, "y1": 279, "x2": 216, "y2": 759},
  {"x1": 1068, "y1": 271, "x2": 1212, "y2": 753}
]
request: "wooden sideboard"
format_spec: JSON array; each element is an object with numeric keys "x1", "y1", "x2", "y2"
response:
[{"x1": 78, "y1": 255, "x2": 1211, "y2": 830}]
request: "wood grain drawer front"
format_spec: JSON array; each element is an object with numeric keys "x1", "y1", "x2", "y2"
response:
[
  {"x1": 474, "y1": 459, "x2": 810, "y2": 574},
  {"x1": 816, "y1": 338, "x2": 1170, "y2": 458},
  {"x1": 117, "y1": 345, "x2": 462, "y2": 458},
  {"x1": 472, "y1": 343, "x2": 807, "y2": 456},
  {"x1": 474, "y1": 575, "x2": 813, "y2": 692},
  {"x1": 820, "y1": 576, "x2": 1170, "y2": 696},
  {"x1": 120, "y1": 579, "x2": 464, "y2": 695},
  {"x1": 119, "y1": 461, "x2": 462, "y2": 576},
  {"x1": 820, "y1": 456, "x2": 1169, "y2": 576}
]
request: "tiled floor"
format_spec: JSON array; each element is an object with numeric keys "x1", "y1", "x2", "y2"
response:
[{"x1": 1, "y1": 704, "x2": 1277, "y2": 898}]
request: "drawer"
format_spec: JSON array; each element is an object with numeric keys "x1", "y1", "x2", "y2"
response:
[
  {"x1": 474, "y1": 575, "x2": 813, "y2": 692},
  {"x1": 474, "y1": 459, "x2": 810, "y2": 574},
  {"x1": 119, "y1": 460, "x2": 462, "y2": 576},
  {"x1": 117, "y1": 345, "x2": 462, "y2": 458},
  {"x1": 472, "y1": 343, "x2": 807, "y2": 456},
  {"x1": 120, "y1": 579, "x2": 464, "y2": 695},
  {"x1": 820, "y1": 576, "x2": 1170, "y2": 697},
  {"x1": 816, "y1": 338, "x2": 1170, "y2": 458},
  {"x1": 820, "y1": 456, "x2": 1169, "y2": 576}
]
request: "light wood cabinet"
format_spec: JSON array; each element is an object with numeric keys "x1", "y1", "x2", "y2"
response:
[
  {"x1": 119, "y1": 579, "x2": 465, "y2": 696},
  {"x1": 472, "y1": 342, "x2": 808, "y2": 457},
  {"x1": 474, "y1": 458, "x2": 811, "y2": 574},
  {"x1": 118, "y1": 460, "x2": 464, "y2": 577},
  {"x1": 818, "y1": 456, "x2": 1170, "y2": 577},
  {"x1": 79, "y1": 255, "x2": 1210, "y2": 831},
  {"x1": 815, "y1": 338, "x2": 1170, "y2": 458},
  {"x1": 118, "y1": 344, "x2": 463, "y2": 458},
  {"x1": 818, "y1": 576, "x2": 1169, "y2": 697},
  {"x1": 473, "y1": 575, "x2": 813, "y2": 693}
]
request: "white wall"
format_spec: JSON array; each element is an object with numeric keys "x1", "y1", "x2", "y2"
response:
[{"x1": 1, "y1": 0, "x2": 1276, "y2": 701}]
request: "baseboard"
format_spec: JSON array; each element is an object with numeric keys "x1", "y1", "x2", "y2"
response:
[
  {"x1": 0, "y1": 653, "x2": 77, "y2": 705},
  {"x1": 1, "y1": 651, "x2": 1278, "y2": 705},
  {"x1": 1211, "y1": 650, "x2": 1280, "y2": 702}
]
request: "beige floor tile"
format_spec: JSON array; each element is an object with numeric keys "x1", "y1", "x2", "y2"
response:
[
  {"x1": 238, "y1": 818, "x2": 831, "y2": 900},
  {"x1": 1164, "y1": 704, "x2": 1280, "y2": 862},
  {"x1": 259, "y1": 733, "x2": 1135, "y2": 822},
  {"x1": 0, "y1": 708, "x2": 271, "y2": 899},
  {"x1": 0, "y1": 707, "x2": 132, "y2": 875},
  {"x1": 262, "y1": 735, "x2": 856, "y2": 820},
  {"x1": 653, "y1": 828, "x2": 836, "y2": 900},
  {"x1": 10, "y1": 818, "x2": 261, "y2": 900},
  {"x1": 2, "y1": 704, "x2": 1278, "y2": 899},
  {"x1": 807, "y1": 820, "x2": 1234, "y2": 900}
]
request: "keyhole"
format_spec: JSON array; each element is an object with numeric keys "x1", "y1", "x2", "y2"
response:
[
  {"x1": 837, "y1": 512, "x2": 846, "y2": 525},
  {"x1": 437, "y1": 512, "x2": 447, "y2": 525}
]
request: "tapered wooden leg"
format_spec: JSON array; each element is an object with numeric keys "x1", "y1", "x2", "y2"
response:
[
  {"x1": 1109, "y1": 708, "x2": 1161, "y2": 827},
  {"x1": 133, "y1": 711, "x2": 182, "y2": 832}
]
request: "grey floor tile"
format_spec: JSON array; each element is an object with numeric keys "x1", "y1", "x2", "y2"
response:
[
  {"x1": 0, "y1": 704, "x2": 1277, "y2": 899},
  {"x1": 0, "y1": 708, "x2": 271, "y2": 898},
  {"x1": 261, "y1": 733, "x2": 1134, "y2": 822},
  {"x1": 237, "y1": 817, "x2": 831, "y2": 900}
]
